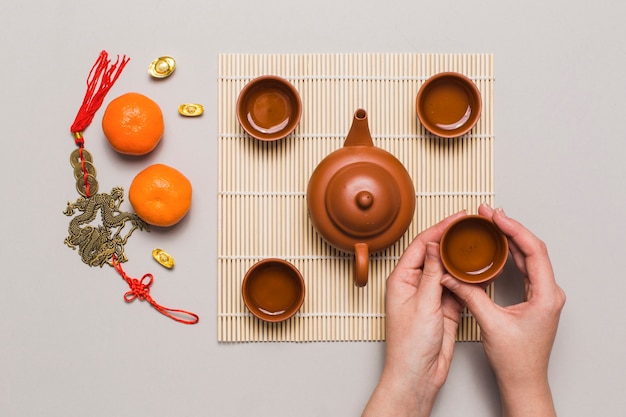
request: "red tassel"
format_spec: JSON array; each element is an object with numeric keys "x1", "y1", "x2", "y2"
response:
[
  {"x1": 70, "y1": 50, "x2": 129, "y2": 135},
  {"x1": 70, "y1": 51, "x2": 129, "y2": 198}
]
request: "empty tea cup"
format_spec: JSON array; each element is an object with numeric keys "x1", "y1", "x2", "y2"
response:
[
  {"x1": 236, "y1": 75, "x2": 302, "y2": 141},
  {"x1": 416, "y1": 72, "x2": 482, "y2": 138},
  {"x1": 242, "y1": 258, "x2": 305, "y2": 322},
  {"x1": 439, "y1": 215, "x2": 508, "y2": 284}
]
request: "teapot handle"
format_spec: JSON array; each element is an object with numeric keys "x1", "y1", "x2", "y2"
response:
[{"x1": 354, "y1": 242, "x2": 369, "y2": 287}]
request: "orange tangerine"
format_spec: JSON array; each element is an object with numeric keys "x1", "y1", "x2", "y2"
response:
[
  {"x1": 102, "y1": 92, "x2": 164, "y2": 155},
  {"x1": 129, "y1": 164, "x2": 192, "y2": 227}
]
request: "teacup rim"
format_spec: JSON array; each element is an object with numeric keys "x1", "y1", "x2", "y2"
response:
[
  {"x1": 439, "y1": 214, "x2": 508, "y2": 284},
  {"x1": 236, "y1": 75, "x2": 302, "y2": 141},
  {"x1": 416, "y1": 71, "x2": 482, "y2": 138},
  {"x1": 241, "y1": 258, "x2": 305, "y2": 323}
]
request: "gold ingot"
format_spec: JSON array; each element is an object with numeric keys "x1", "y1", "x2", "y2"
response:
[
  {"x1": 148, "y1": 56, "x2": 176, "y2": 78},
  {"x1": 152, "y1": 248, "x2": 175, "y2": 268},
  {"x1": 178, "y1": 103, "x2": 204, "y2": 117}
]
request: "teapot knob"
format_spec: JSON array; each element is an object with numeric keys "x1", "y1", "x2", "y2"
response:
[
  {"x1": 325, "y1": 162, "x2": 401, "y2": 239},
  {"x1": 355, "y1": 191, "x2": 374, "y2": 209}
]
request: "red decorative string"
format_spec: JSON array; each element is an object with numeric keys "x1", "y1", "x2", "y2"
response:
[
  {"x1": 112, "y1": 255, "x2": 200, "y2": 325},
  {"x1": 70, "y1": 50, "x2": 129, "y2": 197},
  {"x1": 71, "y1": 50, "x2": 129, "y2": 134}
]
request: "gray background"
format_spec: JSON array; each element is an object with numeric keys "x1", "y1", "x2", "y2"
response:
[{"x1": 1, "y1": 0, "x2": 624, "y2": 416}]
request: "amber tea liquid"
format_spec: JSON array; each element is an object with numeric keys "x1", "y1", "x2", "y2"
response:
[
  {"x1": 445, "y1": 221, "x2": 499, "y2": 275},
  {"x1": 422, "y1": 80, "x2": 472, "y2": 131},
  {"x1": 245, "y1": 88, "x2": 293, "y2": 134},
  {"x1": 248, "y1": 265, "x2": 301, "y2": 316}
]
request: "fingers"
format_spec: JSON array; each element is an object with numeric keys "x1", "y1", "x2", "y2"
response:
[
  {"x1": 477, "y1": 203, "x2": 494, "y2": 217},
  {"x1": 478, "y1": 204, "x2": 527, "y2": 274},
  {"x1": 441, "y1": 289, "x2": 464, "y2": 319},
  {"x1": 397, "y1": 210, "x2": 466, "y2": 271},
  {"x1": 441, "y1": 274, "x2": 497, "y2": 328},
  {"x1": 490, "y1": 207, "x2": 557, "y2": 292},
  {"x1": 416, "y1": 243, "x2": 445, "y2": 303}
]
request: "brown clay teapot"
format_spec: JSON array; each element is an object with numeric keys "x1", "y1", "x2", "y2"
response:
[{"x1": 307, "y1": 109, "x2": 415, "y2": 287}]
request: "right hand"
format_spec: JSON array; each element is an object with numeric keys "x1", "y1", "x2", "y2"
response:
[{"x1": 441, "y1": 205, "x2": 566, "y2": 416}]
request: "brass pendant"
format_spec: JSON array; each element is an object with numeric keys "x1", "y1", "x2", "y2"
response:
[
  {"x1": 70, "y1": 149, "x2": 99, "y2": 196},
  {"x1": 64, "y1": 147, "x2": 148, "y2": 267}
]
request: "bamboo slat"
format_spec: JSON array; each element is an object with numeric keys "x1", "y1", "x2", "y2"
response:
[{"x1": 218, "y1": 53, "x2": 495, "y2": 342}]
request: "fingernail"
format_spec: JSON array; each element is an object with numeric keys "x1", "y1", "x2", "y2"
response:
[
  {"x1": 494, "y1": 207, "x2": 506, "y2": 217},
  {"x1": 480, "y1": 202, "x2": 492, "y2": 209},
  {"x1": 440, "y1": 274, "x2": 457, "y2": 288},
  {"x1": 425, "y1": 242, "x2": 440, "y2": 257}
]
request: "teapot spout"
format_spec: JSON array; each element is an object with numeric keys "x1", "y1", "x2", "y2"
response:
[{"x1": 344, "y1": 109, "x2": 374, "y2": 147}]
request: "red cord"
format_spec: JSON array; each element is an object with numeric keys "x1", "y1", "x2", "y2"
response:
[
  {"x1": 70, "y1": 51, "x2": 129, "y2": 197},
  {"x1": 112, "y1": 255, "x2": 200, "y2": 325}
]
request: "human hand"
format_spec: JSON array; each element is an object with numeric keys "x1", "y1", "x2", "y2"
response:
[
  {"x1": 363, "y1": 211, "x2": 466, "y2": 417},
  {"x1": 441, "y1": 205, "x2": 566, "y2": 417}
]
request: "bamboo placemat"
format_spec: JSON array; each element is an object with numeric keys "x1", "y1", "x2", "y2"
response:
[{"x1": 218, "y1": 53, "x2": 494, "y2": 342}]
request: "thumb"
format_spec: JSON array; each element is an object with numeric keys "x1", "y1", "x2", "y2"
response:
[
  {"x1": 416, "y1": 243, "x2": 444, "y2": 301},
  {"x1": 441, "y1": 275, "x2": 497, "y2": 329}
]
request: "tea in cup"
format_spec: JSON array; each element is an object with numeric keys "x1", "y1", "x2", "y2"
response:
[
  {"x1": 440, "y1": 215, "x2": 508, "y2": 284},
  {"x1": 416, "y1": 72, "x2": 482, "y2": 138},
  {"x1": 236, "y1": 75, "x2": 302, "y2": 141},
  {"x1": 242, "y1": 258, "x2": 305, "y2": 322}
]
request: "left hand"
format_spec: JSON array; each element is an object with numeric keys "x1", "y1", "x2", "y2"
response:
[{"x1": 363, "y1": 211, "x2": 466, "y2": 417}]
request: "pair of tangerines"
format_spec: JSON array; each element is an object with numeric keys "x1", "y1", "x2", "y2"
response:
[{"x1": 102, "y1": 92, "x2": 191, "y2": 227}]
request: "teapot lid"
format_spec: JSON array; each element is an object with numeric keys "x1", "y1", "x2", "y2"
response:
[
  {"x1": 325, "y1": 162, "x2": 401, "y2": 238},
  {"x1": 307, "y1": 145, "x2": 415, "y2": 253}
]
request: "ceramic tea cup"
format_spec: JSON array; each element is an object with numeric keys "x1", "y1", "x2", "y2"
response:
[
  {"x1": 236, "y1": 75, "x2": 302, "y2": 141},
  {"x1": 439, "y1": 215, "x2": 508, "y2": 284},
  {"x1": 416, "y1": 72, "x2": 482, "y2": 138},
  {"x1": 242, "y1": 258, "x2": 305, "y2": 322}
]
